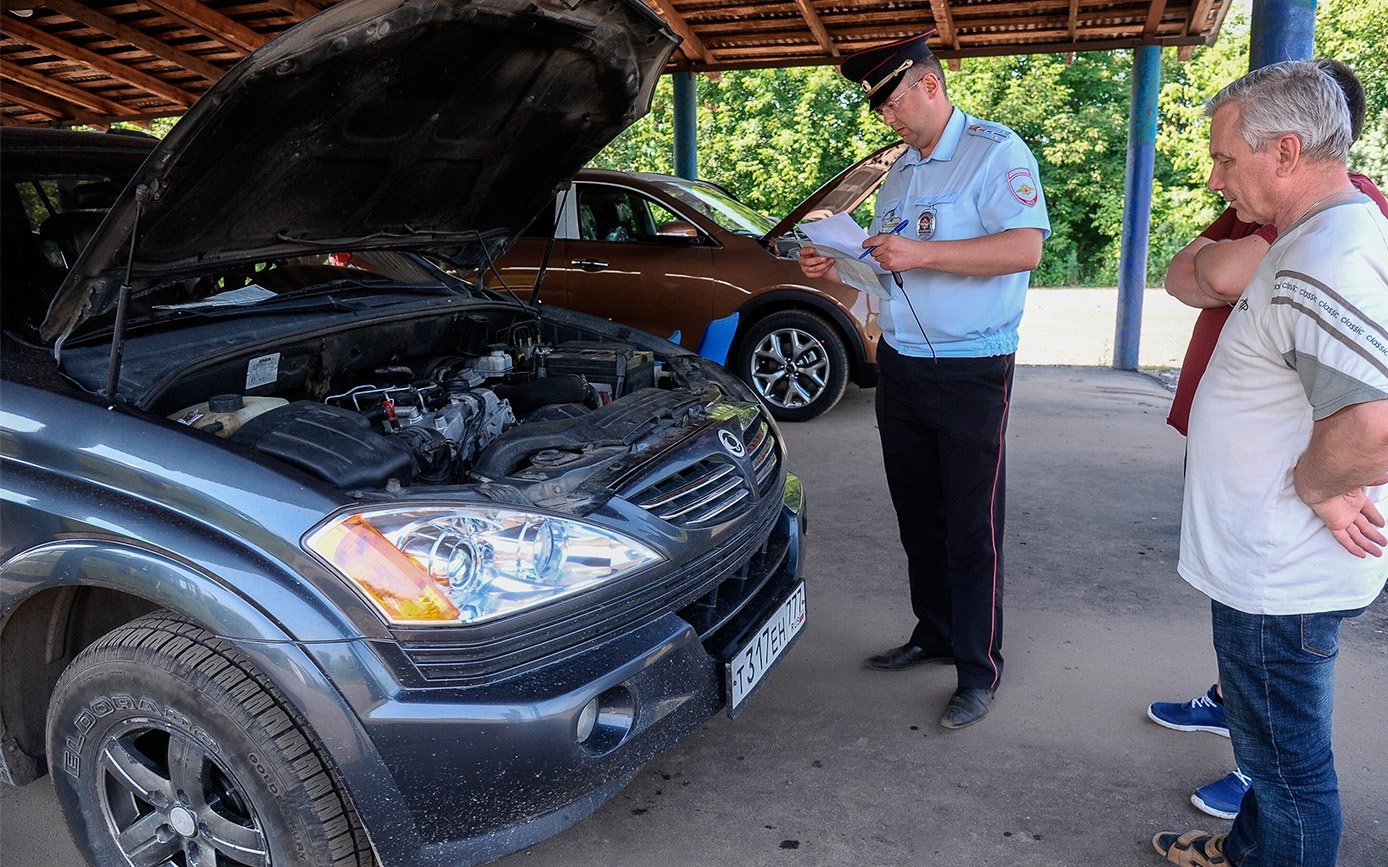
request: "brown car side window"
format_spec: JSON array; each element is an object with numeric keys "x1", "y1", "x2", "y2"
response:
[{"x1": 577, "y1": 187, "x2": 669, "y2": 244}]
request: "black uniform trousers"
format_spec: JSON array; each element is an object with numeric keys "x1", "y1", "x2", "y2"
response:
[{"x1": 874, "y1": 341, "x2": 1013, "y2": 690}]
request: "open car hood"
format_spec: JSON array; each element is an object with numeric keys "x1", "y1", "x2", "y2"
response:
[
  {"x1": 761, "y1": 141, "x2": 909, "y2": 244},
  {"x1": 42, "y1": 0, "x2": 677, "y2": 344}
]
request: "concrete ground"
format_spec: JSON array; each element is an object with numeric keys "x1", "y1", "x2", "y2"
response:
[{"x1": 4, "y1": 290, "x2": 1384, "y2": 866}]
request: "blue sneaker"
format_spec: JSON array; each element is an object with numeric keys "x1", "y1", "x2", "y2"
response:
[
  {"x1": 1192, "y1": 769, "x2": 1251, "y2": 819},
  {"x1": 1147, "y1": 684, "x2": 1229, "y2": 737}
]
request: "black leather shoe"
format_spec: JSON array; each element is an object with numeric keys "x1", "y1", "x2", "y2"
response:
[
  {"x1": 864, "y1": 643, "x2": 953, "y2": 671},
  {"x1": 939, "y1": 686, "x2": 997, "y2": 729}
]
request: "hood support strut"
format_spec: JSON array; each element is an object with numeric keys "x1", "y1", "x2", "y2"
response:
[
  {"x1": 530, "y1": 183, "x2": 571, "y2": 309},
  {"x1": 103, "y1": 186, "x2": 148, "y2": 403}
]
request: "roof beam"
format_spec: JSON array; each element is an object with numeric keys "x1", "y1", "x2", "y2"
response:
[
  {"x1": 792, "y1": 0, "x2": 838, "y2": 58},
  {"x1": 1143, "y1": 0, "x2": 1168, "y2": 38},
  {"x1": 0, "y1": 58, "x2": 137, "y2": 117},
  {"x1": 274, "y1": 0, "x2": 324, "y2": 21},
  {"x1": 1068, "y1": 0, "x2": 1080, "y2": 41},
  {"x1": 926, "y1": 0, "x2": 962, "y2": 70},
  {"x1": 643, "y1": 0, "x2": 709, "y2": 63},
  {"x1": 2, "y1": 81, "x2": 76, "y2": 120},
  {"x1": 927, "y1": 0, "x2": 958, "y2": 49},
  {"x1": 1185, "y1": 0, "x2": 1218, "y2": 37},
  {"x1": 2, "y1": 17, "x2": 195, "y2": 108},
  {"x1": 140, "y1": 0, "x2": 269, "y2": 54},
  {"x1": 21, "y1": 0, "x2": 227, "y2": 85}
]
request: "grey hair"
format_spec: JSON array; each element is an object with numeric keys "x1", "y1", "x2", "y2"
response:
[{"x1": 1205, "y1": 60, "x2": 1352, "y2": 163}]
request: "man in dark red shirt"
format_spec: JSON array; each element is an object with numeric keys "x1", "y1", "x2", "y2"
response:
[{"x1": 1149, "y1": 58, "x2": 1388, "y2": 823}]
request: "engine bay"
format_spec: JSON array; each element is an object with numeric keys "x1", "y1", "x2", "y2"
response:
[{"x1": 94, "y1": 302, "x2": 730, "y2": 500}]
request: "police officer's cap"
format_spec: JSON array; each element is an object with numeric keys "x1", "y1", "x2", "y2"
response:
[{"x1": 840, "y1": 31, "x2": 939, "y2": 110}]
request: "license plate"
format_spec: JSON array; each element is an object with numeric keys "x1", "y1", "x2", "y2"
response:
[{"x1": 726, "y1": 583, "x2": 806, "y2": 716}]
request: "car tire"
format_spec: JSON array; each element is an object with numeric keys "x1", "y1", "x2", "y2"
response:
[
  {"x1": 46, "y1": 613, "x2": 375, "y2": 867},
  {"x1": 737, "y1": 310, "x2": 850, "y2": 422}
]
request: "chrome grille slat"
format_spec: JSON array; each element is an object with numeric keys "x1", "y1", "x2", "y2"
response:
[
  {"x1": 661, "y1": 476, "x2": 747, "y2": 520},
  {"x1": 746, "y1": 423, "x2": 768, "y2": 453},
  {"x1": 624, "y1": 413, "x2": 782, "y2": 529},
  {"x1": 634, "y1": 462, "x2": 738, "y2": 509},
  {"x1": 751, "y1": 428, "x2": 776, "y2": 486},
  {"x1": 682, "y1": 486, "x2": 750, "y2": 523}
]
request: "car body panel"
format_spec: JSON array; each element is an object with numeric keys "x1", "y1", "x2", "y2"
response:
[{"x1": 493, "y1": 169, "x2": 883, "y2": 396}]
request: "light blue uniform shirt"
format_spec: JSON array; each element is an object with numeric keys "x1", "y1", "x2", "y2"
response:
[{"x1": 873, "y1": 108, "x2": 1051, "y2": 358}]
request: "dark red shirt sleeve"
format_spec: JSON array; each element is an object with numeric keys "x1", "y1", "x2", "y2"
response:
[
  {"x1": 1167, "y1": 207, "x2": 1272, "y2": 435},
  {"x1": 1350, "y1": 172, "x2": 1388, "y2": 217}
]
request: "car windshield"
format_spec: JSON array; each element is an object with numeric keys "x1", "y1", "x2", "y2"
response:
[{"x1": 654, "y1": 179, "x2": 776, "y2": 236}]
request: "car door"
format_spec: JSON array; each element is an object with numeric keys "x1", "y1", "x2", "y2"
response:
[{"x1": 560, "y1": 182, "x2": 716, "y2": 347}]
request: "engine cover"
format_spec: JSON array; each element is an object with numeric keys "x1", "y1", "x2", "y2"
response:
[{"x1": 231, "y1": 401, "x2": 415, "y2": 489}]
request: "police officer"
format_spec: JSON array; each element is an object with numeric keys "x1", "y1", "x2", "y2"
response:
[{"x1": 800, "y1": 33, "x2": 1050, "y2": 729}]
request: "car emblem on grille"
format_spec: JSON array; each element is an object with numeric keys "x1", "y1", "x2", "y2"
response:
[{"x1": 718, "y1": 429, "x2": 746, "y2": 458}]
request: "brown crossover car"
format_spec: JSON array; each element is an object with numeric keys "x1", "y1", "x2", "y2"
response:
[{"x1": 486, "y1": 144, "x2": 906, "y2": 421}]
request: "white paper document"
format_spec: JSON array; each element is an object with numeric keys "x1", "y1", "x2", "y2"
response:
[{"x1": 795, "y1": 213, "x2": 892, "y2": 299}]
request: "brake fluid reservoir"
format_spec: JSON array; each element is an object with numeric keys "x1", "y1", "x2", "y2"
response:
[
  {"x1": 469, "y1": 348, "x2": 513, "y2": 377},
  {"x1": 169, "y1": 394, "x2": 288, "y2": 438}
]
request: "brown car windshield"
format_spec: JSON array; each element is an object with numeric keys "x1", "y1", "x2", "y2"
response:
[{"x1": 651, "y1": 179, "x2": 777, "y2": 237}]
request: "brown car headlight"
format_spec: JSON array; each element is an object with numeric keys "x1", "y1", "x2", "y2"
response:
[{"x1": 305, "y1": 506, "x2": 664, "y2": 625}]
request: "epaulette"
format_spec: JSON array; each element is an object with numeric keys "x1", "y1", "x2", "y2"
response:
[{"x1": 965, "y1": 122, "x2": 1011, "y2": 144}]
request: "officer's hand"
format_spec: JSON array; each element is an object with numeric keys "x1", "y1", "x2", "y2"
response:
[
  {"x1": 865, "y1": 234, "x2": 918, "y2": 273},
  {"x1": 798, "y1": 246, "x2": 840, "y2": 282}
]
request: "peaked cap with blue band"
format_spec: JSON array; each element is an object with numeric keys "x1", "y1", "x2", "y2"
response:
[{"x1": 840, "y1": 30, "x2": 938, "y2": 110}]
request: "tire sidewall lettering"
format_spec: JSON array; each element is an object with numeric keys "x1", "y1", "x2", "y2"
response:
[{"x1": 62, "y1": 693, "x2": 222, "y2": 779}]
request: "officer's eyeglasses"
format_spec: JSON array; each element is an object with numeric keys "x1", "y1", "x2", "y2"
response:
[{"x1": 875, "y1": 76, "x2": 926, "y2": 118}]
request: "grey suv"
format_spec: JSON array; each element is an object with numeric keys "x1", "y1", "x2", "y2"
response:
[{"x1": 0, "y1": 3, "x2": 806, "y2": 866}]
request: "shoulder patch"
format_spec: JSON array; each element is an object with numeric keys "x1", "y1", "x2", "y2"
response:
[
  {"x1": 1007, "y1": 167, "x2": 1039, "y2": 206},
  {"x1": 966, "y1": 122, "x2": 1011, "y2": 143}
]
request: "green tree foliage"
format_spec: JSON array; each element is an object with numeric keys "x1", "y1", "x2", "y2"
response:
[{"x1": 593, "y1": 0, "x2": 1385, "y2": 286}]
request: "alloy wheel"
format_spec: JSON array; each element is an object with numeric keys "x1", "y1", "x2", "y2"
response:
[
  {"x1": 749, "y1": 326, "x2": 832, "y2": 410},
  {"x1": 97, "y1": 721, "x2": 268, "y2": 867}
]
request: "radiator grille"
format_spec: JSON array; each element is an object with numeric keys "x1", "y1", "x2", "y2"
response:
[{"x1": 627, "y1": 417, "x2": 780, "y2": 528}]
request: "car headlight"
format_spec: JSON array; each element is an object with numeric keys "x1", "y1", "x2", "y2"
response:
[{"x1": 304, "y1": 506, "x2": 664, "y2": 625}]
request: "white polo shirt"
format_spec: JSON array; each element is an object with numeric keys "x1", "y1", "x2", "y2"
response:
[
  {"x1": 873, "y1": 108, "x2": 1051, "y2": 358},
  {"x1": 1180, "y1": 195, "x2": 1388, "y2": 615}
]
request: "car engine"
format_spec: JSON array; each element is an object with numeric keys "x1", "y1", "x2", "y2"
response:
[{"x1": 164, "y1": 335, "x2": 702, "y2": 497}]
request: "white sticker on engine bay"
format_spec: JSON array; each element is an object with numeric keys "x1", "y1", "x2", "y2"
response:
[{"x1": 246, "y1": 353, "x2": 281, "y2": 390}]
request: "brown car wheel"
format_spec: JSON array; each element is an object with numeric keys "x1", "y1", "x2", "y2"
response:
[
  {"x1": 46, "y1": 613, "x2": 376, "y2": 867},
  {"x1": 737, "y1": 310, "x2": 849, "y2": 422}
]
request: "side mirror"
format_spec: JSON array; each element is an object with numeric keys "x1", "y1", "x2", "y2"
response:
[{"x1": 657, "y1": 220, "x2": 700, "y2": 239}]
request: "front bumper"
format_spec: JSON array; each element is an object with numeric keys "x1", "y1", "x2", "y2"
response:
[{"x1": 302, "y1": 481, "x2": 806, "y2": 867}]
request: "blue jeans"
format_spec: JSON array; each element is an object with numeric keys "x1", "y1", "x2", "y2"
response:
[{"x1": 1211, "y1": 600, "x2": 1365, "y2": 867}]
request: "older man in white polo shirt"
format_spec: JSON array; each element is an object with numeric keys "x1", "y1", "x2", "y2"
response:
[{"x1": 1152, "y1": 60, "x2": 1388, "y2": 867}]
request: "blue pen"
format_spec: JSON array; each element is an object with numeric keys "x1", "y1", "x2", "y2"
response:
[{"x1": 859, "y1": 219, "x2": 910, "y2": 258}]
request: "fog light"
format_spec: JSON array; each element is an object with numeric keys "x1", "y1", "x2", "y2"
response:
[{"x1": 576, "y1": 698, "x2": 599, "y2": 743}]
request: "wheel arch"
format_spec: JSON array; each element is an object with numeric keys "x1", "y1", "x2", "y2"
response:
[
  {"x1": 0, "y1": 541, "x2": 422, "y2": 865},
  {"x1": 732, "y1": 289, "x2": 872, "y2": 385}
]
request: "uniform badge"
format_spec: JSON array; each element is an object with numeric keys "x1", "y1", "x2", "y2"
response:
[
  {"x1": 916, "y1": 208, "x2": 936, "y2": 240},
  {"x1": 881, "y1": 208, "x2": 900, "y2": 231},
  {"x1": 1007, "y1": 168, "x2": 1038, "y2": 206}
]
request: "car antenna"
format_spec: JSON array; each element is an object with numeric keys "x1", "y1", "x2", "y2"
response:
[
  {"x1": 529, "y1": 181, "x2": 571, "y2": 309},
  {"x1": 103, "y1": 184, "x2": 149, "y2": 405}
]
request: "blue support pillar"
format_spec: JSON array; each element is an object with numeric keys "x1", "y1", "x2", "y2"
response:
[
  {"x1": 673, "y1": 72, "x2": 697, "y2": 180},
  {"x1": 1250, "y1": 0, "x2": 1317, "y2": 70},
  {"x1": 1113, "y1": 44, "x2": 1161, "y2": 371}
]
